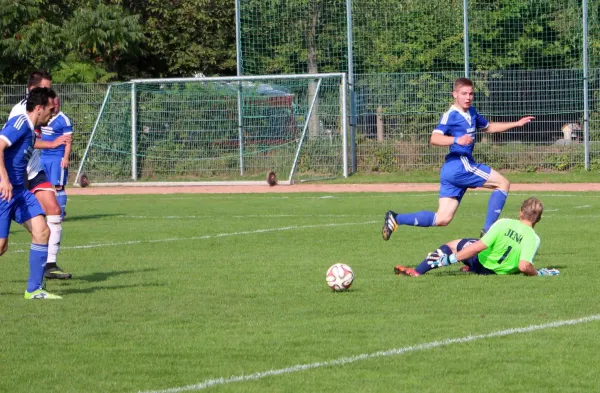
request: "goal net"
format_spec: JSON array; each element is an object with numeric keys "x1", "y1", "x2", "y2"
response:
[{"x1": 74, "y1": 73, "x2": 348, "y2": 186}]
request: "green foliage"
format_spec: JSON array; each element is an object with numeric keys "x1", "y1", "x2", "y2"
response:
[
  {"x1": 63, "y1": 2, "x2": 143, "y2": 63},
  {"x1": 52, "y1": 53, "x2": 117, "y2": 83},
  {"x1": 0, "y1": 0, "x2": 143, "y2": 83},
  {"x1": 133, "y1": 0, "x2": 236, "y2": 77}
]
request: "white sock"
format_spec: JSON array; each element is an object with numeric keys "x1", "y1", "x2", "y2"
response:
[{"x1": 47, "y1": 215, "x2": 62, "y2": 264}]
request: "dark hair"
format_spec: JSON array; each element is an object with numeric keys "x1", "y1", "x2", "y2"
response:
[
  {"x1": 26, "y1": 87, "x2": 55, "y2": 112},
  {"x1": 27, "y1": 70, "x2": 52, "y2": 88}
]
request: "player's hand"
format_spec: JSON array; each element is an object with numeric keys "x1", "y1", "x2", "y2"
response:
[
  {"x1": 456, "y1": 134, "x2": 473, "y2": 146},
  {"x1": 52, "y1": 135, "x2": 72, "y2": 148},
  {"x1": 61, "y1": 158, "x2": 69, "y2": 169},
  {"x1": 517, "y1": 116, "x2": 535, "y2": 127},
  {"x1": 426, "y1": 251, "x2": 457, "y2": 268},
  {"x1": 537, "y1": 268, "x2": 560, "y2": 276},
  {"x1": 0, "y1": 179, "x2": 13, "y2": 201}
]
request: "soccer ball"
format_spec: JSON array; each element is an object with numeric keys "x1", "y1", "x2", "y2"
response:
[{"x1": 326, "y1": 263, "x2": 354, "y2": 291}]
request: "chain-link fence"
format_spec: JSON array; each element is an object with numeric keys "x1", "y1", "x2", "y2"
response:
[{"x1": 239, "y1": 0, "x2": 600, "y2": 172}]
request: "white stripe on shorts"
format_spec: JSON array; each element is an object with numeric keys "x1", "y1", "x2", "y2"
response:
[{"x1": 460, "y1": 156, "x2": 489, "y2": 180}]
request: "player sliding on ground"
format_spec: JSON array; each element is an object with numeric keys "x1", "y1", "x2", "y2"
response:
[
  {"x1": 394, "y1": 197, "x2": 560, "y2": 277},
  {"x1": 382, "y1": 77, "x2": 535, "y2": 241}
]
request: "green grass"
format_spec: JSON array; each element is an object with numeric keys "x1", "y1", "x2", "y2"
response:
[{"x1": 1, "y1": 191, "x2": 600, "y2": 393}]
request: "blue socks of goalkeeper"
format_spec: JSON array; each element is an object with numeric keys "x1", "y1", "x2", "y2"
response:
[
  {"x1": 27, "y1": 244, "x2": 48, "y2": 292},
  {"x1": 483, "y1": 189, "x2": 508, "y2": 232},
  {"x1": 415, "y1": 244, "x2": 452, "y2": 275},
  {"x1": 56, "y1": 189, "x2": 67, "y2": 219},
  {"x1": 395, "y1": 211, "x2": 436, "y2": 227}
]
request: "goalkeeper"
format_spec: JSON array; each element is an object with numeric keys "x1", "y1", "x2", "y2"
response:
[{"x1": 394, "y1": 197, "x2": 559, "y2": 277}]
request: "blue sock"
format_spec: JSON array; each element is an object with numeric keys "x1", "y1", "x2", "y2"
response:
[
  {"x1": 27, "y1": 244, "x2": 48, "y2": 293},
  {"x1": 415, "y1": 245, "x2": 452, "y2": 275},
  {"x1": 56, "y1": 190, "x2": 67, "y2": 218},
  {"x1": 483, "y1": 190, "x2": 508, "y2": 231},
  {"x1": 395, "y1": 211, "x2": 436, "y2": 227}
]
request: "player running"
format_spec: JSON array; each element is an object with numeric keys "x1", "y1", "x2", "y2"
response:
[
  {"x1": 382, "y1": 77, "x2": 535, "y2": 240},
  {"x1": 394, "y1": 197, "x2": 560, "y2": 277}
]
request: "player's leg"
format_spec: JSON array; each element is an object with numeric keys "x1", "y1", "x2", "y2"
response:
[
  {"x1": 43, "y1": 157, "x2": 68, "y2": 219},
  {"x1": 394, "y1": 238, "x2": 462, "y2": 276},
  {"x1": 55, "y1": 186, "x2": 67, "y2": 219},
  {"x1": 0, "y1": 197, "x2": 14, "y2": 256},
  {"x1": 29, "y1": 172, "x2": 71, "y2": 279},
  {"x1": 382, "y1": 161, "x2": 467, "y2": 241},
  {"x1": 382, "y1": 195, "x2": 461, "y2": 241},
  {"x1": 15, "y1": 190, "x2": 61, "y2": 299},
  {"x1": 481, "y1": 168, "x2": 511, "y2": 235}
]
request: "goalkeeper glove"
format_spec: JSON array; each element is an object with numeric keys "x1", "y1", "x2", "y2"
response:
[
  {"x1": 427, "y1": 252, "x2": 457, "y2": 268},
  {"x1": 537, "y1": 268, "x2": 560, "y2": 276}
]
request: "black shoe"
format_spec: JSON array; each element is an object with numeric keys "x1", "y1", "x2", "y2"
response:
[
  {"x1": 382, "y1": 210, "x2": 398, "y2": 241},
  {"x1": 480, "y1": 229, "x2": 487, "y2": 238},
  {"x1": 44, "y1": 264, "x2": 72, "y2": 280}
]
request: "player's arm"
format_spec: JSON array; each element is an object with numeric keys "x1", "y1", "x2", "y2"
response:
[
  {"x1": 485, "y1": 116, "x2": 535, "y2": 133},
  {"x1": 455, "y1": 240, "x2": 487, "y2": 261},
  {"x1": 518, "y1": 260, "x2": 538, "y2": 276},
  {"x1": 34, "y1": 134, "x2": 71, "y2": 149},
  {"x1": 0, "y1": 139, "x2": 13, "y2": 201},
  {"x1": 430, "y1": 131, "x2": 473, "y2": 146},
  {"x1": 430, "y1": 240, "x2": 488, "y2": 267},
  {"x1": 62, "y1": 133, "x2": 72, "y2": 169}
]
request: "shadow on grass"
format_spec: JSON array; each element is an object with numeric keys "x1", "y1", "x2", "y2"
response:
[
  {"x1": 64, "y1": 213, "x2": 124, "y2": 222},
  {"x1": 75, "y1": 268, "x2": 158, "y2": 283},
  {"x1": 7, "y1": 268, "x2": 158, "y2": 285},
  {"x1": 57, "y1": 283, "x2": 165, "y2": 295}
]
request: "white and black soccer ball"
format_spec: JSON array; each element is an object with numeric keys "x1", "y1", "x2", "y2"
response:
[{"x1": 326, "y1": 263, "x2": 354, "y2": 291}]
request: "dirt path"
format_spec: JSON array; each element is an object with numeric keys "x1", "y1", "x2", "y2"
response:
[{"x1": 67, "y1": 182, "x2": 600, "y2": 195}]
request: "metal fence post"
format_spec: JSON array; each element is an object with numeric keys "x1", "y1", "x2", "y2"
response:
[
  {"x1": 463, "y1": 0, "x2": 470, "y2": 78},
  {"x1": 131, "y1": 82, "x2": 137, "y2": 181},
  {"x1": 583, "y1": 0, "x2": 590, "y2": 170},
  {"x1": 346, "y1": 0, "x2": 357, "y2": 173}
]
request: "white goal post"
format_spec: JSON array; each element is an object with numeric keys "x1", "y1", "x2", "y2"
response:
[{"x1": 74, "y1": 73, "x2": 348, "y2": 186}]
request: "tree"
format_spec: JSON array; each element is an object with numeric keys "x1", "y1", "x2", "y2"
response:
[
  {"x1": 0, "y1": 0, "x2": 143, "y2": 83},
  {"x1": 123, "y1": 0, "x2": 236, "y2": 77}
]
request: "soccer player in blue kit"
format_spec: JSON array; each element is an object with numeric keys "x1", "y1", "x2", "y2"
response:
[
  {"x1": 382, "y1": 78, "x2": 535, "y2": 240},
  {"x1": 10, "y1": 70, "x2": 72, "y2": 279},
  {"x1": 0, "y1": 87, "x2": 62, "y2": 299},
  {"x1": 40, "y1": 94, "x2": 72, "y2": 220}
]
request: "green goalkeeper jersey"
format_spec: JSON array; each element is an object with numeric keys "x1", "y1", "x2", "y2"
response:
[{"x1": 477, "y1": 218, "x2": 540, "y2": 275}]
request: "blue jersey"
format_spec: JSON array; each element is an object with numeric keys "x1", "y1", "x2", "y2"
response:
[
  {"x1": 41, "y1": 111, "x2": 73, "y2": 158},
  {"x1": 0, "y1": 114, "x2": 35, "y2": 187},
  {"x1": 433, "y1": 105, "x2": 489, "y2": 160}
]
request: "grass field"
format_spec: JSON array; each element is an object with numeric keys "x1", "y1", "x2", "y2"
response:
[{"x1": 1, "y1": 190, "x2": 600, "y2": 393}]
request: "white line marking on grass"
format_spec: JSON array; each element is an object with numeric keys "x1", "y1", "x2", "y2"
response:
[
  {"x1": 6, "y1": 221, "x2": 377, "y2": 254},
  {"x1": 138, "y1": 314, "x2": 600, "y2": 393},
  {"x1": 574, "y1": 205, "x2": 592, "y2": 209}
]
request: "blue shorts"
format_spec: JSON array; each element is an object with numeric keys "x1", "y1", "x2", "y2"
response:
[
  {"x1": 439, "y1": 156, "x2": 491, "y2": 202},
  {"x1": 41, "y1": 157, "x2": 68, "y2": 187},
  {"x1": 457, "y1": 238, "x2": 496, "y2": 275},
  {"x1": 0, "y1": 188, "x2": 46, "y2": 238}
]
